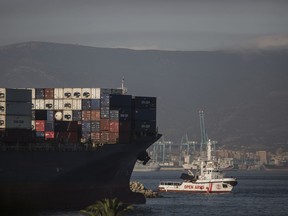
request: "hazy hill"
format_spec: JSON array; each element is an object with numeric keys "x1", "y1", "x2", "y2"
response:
[{"x1": 1, "y1": 41, "x2": 288, "y2": 151}]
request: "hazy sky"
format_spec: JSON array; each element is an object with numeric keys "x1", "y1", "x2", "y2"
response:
[{"x1": 1, "y1": 0, "x2": 288, "y2": 51}]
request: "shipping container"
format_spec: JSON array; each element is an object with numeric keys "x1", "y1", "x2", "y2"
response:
[
  {"x1": 54, "y1": 99, "x2": 64, "y2": 110},
  {"x1": 72, "y1": 88, "x2": 82, "y2": 99},
  {"x1": 72, "y1": 110, "x2": 82, "y2": 121},
  {"x1": 133, "y1": 96, "x2": 156, "y2": 109},
  {"x1": 72, "y1": 99, "x2": 82, "y2": 110},
  {"x1": 63, "y1": 99, "x2": 73, "y2": 110},
  {"x1": 118, "y1": 108, "x2": 132, "y2": 121},
  {"x1": 36, "y1": 131, "x2": 45, "y2": 138},
  {"x1": 91, "y1": 132, "x2": 100, "y2": 141},
  {"x1": 54, "y1": 88, "x2": 64, "y2": 99},
  {"x1": 109, "y1": 95, "x2": 132, "y2": 108},
  {"x1": 63, "y1": 88, "x2": 73, "y2": 98},
  {"x1": 35, "y1": 110, "x2": 47, "y2": 120},
  {"x1": 5, "y1": 115, "x2": 32, "y2": 129},
  {"x1": 0, "y1": 102, "x2": 5, "y2": 114},
  {"x1": 44, "y1": 99, "x2": 54, "y2": 110},
  {"x1": 91, "y1": 88, "x2": 101, "y2": 99},
  {"x1": 100, "y1": 119, "x2": 110, "y2": 131},
  {"x1": 54, "y1": 111, "x2": 63, "y2": 121},
  {"x1": 31, "y1": 99, "x2": 36, "y2": 109},
  {"x1": 35, "y1": 88, "x2": 45, "y2": 99},
  {"x1": 134, "y1": 120, "x2": 156, "y2": 133},
  {"x1": 45, "y1": 121, "x2": 54, "y2": 131},
  {"x1": 91, "y1": 99, "x2": 100, "y2": 110},
  {"x1": 100, "y1": 95, "x2": 110, "y2": 107},
  {"x1": 100, "y1": 88, "x2": 111, "y2": 95},
  {"x1": 91, "y1": 110, "x2": 100, "y2": 121},
  {"x1": 91, "y1": 121, "x2": 100, "y2": 132},
  {"x1": 82, "y1": 99, "x2": 91, "y2": 110},
  {"x1": 0, "y1": 115, "x2": 5, "y2": 129},
  {"x1": 100, "y1": 107, "x2": 110, "y2": 118},
  {"x1": 28, "y1": 88, "x2": 36, "y2": 99},
  {"x1": 109, "y1": 120, "x2": 119, "y2": 133},
  {"x1": 4, "y1": 102, "x2": 32, "y2": 116},
  {"x1": 45, "y1": 131, "x2": 55, "y2": 139},
  {"x1": 44, "y1": 88, "x2": 54, "y2": 99},
  {"x1": 100, "y1": 131, "x2": 110, "y2": 143},
  {"x1": 0, "y1": 88, "x2": 32, "y2": 102},
  {"x1": 35, "y1": 99, "x2": 45, "y2": 110},
  {"x1": 109, "y1": 132, "x2": 119, "y2": 143},
  {"x1": 35, "y1": 120, "x2": 45, "y2": 132},
  {"x1": 134, "y1": 109, "x2": 156, "y2": 121},
  {"x1": 82, "y1": 121, "x2": 91, "y2": 132},
  {"x1": 109, "y1": 110, "x2": 119, "y2": 120},
  {"x1": 82, "y1": 110, "x2": 91, "y2": 121},
  {"x1": 47, "y1": 110, "x2": 54, "y2": 121},
  {"x1": 31, "y1": 120, "x2": 35, "y2": 130},
  {"x1": 63, "y1": 110, "x2": 73, "y2": 121},
  {"x1": 82, "y1": 88, "x2": 91, "y2": 99}
]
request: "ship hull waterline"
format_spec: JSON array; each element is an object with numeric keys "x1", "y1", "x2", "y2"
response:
[{"x1": 0, "y1": 134, "x2": 161, "y2": 211}]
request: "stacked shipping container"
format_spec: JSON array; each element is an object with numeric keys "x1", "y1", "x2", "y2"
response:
[
  {"x1": 0, "y1": 87, "x2": 157, "y2": 145},
  {"x1": 0, "y1": 88, "x2": 32, "y2": 142}
]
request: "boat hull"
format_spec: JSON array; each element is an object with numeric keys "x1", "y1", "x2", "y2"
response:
[
  {"x1": 159, "y1": 178, "x2": 237, "y2": 193},
  {"x1": 0, "y1": 134, "x2": 161, "y2": 212}
]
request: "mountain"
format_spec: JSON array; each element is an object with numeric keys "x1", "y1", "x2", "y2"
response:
[{"x1": 1, "y1": 41, "x2": 288, "y2": 151}]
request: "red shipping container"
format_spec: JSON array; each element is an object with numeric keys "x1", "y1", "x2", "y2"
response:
[
  {"x1": 45, "y1": 88, "x2": 54, "y2": 99},
  {"x1": 91, "y1": 110, "x2": 100, "y2": 121},
  {"x1": 45, "y1": 131, "x2": 55, "y2": 139},
  {"x1": 109, "y1": 120, "x2": 119, "y2": 133},
  {"x1": 109, "y1": 132, "x2": 119, "y2": 144},
  {"x1": 100, "y1": 119, "x2": 110, "y2": 131},
  {"x1": 82, "y1": 110, "x2": 91, "y2": 121},
  {"x1": 35, "y1": 120, "x2": 45, "y2": 132}
]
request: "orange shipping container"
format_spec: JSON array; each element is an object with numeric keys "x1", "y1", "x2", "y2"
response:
[
  {"x1": 109, "y1": 121, "x2": 119, "y2": 133},
  {"x1": 91, "y1": 132, "x2": 100, "y2": 141},
  {"x1": 35, "y1": 120, "x2": 45, "y2": 132},
  {"x1": 44, "y1": 88, "x2": 54, "y2": 99},
  {"x1": 109, "y1": 132, "x2": 119, "y2": 143},
  {"x1": 100, "y1": 131, "x2": 110, "y2": 143},
  {"x1": 82, "y1": 110, "x2": 91, "y2": 121},
  {"x1": 91, "y1": 110, "x2": 100, "y2": 121}
]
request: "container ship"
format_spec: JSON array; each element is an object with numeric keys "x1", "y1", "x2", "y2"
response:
[{"x1": 0, "y1": 87, "x2": 161, "y2": 212}]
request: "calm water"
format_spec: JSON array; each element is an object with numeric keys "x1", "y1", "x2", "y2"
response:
[{"x1": 42, "y1": 170, "x2": 288, "y2": 216}]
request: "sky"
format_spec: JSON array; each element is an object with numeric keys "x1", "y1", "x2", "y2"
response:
[{"x1": 1, "y1": 0, "x2": 288, "y2": 51}]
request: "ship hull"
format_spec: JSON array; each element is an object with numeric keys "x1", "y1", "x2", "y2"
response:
[
  {"x1": 159, "y1": 178, "x2": 237, "y2": 193},
  {"x1": 0, "y1": 134, "x2": 161, "y2": 212}
]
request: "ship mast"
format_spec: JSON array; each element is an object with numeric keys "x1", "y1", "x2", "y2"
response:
[{"x1": 121, "y1": 77, "x2": 128, "y2": 94}]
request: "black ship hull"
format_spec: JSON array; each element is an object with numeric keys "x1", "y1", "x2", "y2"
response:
[{"x1": 0, "y1": 134, "x2": 161, "y2": 213}]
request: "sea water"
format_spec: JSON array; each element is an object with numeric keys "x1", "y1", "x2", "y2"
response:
[{"x1": 41, "y1": 170, "x2": 288, "y2": 216}]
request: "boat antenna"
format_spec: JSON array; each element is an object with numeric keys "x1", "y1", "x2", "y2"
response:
[{"x1": 121, "y1": 77, "x2": 128, "y2": 94}]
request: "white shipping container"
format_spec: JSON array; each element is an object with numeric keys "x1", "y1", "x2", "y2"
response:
[
  {"x1": 44, "y1": 99, "x2": 54, "y2": 110},
  {"x1": 0, "y1": 102, "x2": 5, "y2": 114},
  {"x1": 72, "y1": 88, "x2": 82, "y2": 99},
  {"x1": 82, "y1": 88, "x2": 91, "y2": 99},
  {"x1": 0, "y1": 88, "x2": 32, "y2": 102},
  {"x1": 54, "y1": 88, "x2": 64, "y2": 99},
  {"x1": 0, "y1": 115, "x2": 5, "y2": 128},
  {"x1": 91, "y1": 88, "x2": 101, "y2": 99},
  {"x1": 5, "y1": 115, "x2": 32, "y2": 129},
  {"x1": 35, "y1": 99, "x2": 45, "y2": 110},
  {"x1": 5, "y1": 102, "x2": 31, "y2": 116},
  {"x1": 31, "y1": 99, "x2": 36, "y2": 110},
  {"x1": 31, "y1": 120, "x2": 35, "y2": 130},
  {"x1": 63, "y1": 99, "x2": 73, "y2": 110},
  {"x1": 54, "y1": 99, "x2": 63, "y2": 110},
  {"x1": 63, "y1": 88, "x2": 73, "y2": 98},
  {"x1": 63, "y1": 110, "x2": 73, "y2": 121},
  {"x1": 27, "y1": 88, "x2": 36, "y2": 99},
  {"x1": 72, "y1": 99, "x2": 82, "y2": 110}
]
